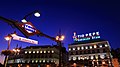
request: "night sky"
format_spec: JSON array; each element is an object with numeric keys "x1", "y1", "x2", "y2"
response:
[{"x1": 0, "y1": 0, "x2": 120, "y2": 64}]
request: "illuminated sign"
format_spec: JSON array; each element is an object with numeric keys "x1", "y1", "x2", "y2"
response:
[
  {"x1": 73, "y1": 32, "x2": 100, "y2": 42},
  {"x1": 11, "y1": 35, "x2": 38, "y2": 44},
  {"x1": 17, "y1": 22, "x2": 39, "y2": 36},
  {"x1": 24, "y1": 24, "x2": 36, "y2": 33}
]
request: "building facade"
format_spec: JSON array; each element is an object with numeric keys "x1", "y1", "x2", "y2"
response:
[
  {"x1": 7, "y1": 45, "x2": 68, "y2": 67},
  {"x1": 68, "y1": 32, "x2": 113, "y2": 67}
]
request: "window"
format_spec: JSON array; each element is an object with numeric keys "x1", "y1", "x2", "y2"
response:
[
  {"x1": 77, "y1": 47, "x2": 80, "y2": 50},
  {"x1": 44, "y1": 51, "x2": 46, "y2": 53},
  {"x1": 73, "y1": 57, "x2": 76, "y2": 60},
  {"x1": 78, "y1": 57, "x2": 80, "y2": 60},
  {"x1": 25, "y1": 51, "x2": 27, "y2": 54},
  {"x1": 99, "y1": 45, "x2": 102, "y2": 48},
  {"x1": 90, "y1": 46, "x2": 92, "y2": 49},
  {"x1": 29, "y1": 51, "x2": 31, "y2": 54},
  {"x1": 40, "y1": 51, "x2": 42, "y2": 53},
  {"x1": 52, "y1": 50, "x2": 54, "y2": 53},
  {"x1": 94, "y1": 45, "x2": 97, "y2": 48},
  {"x1": 69, "y1": 48, "x2": 71, "y2": 51},
  {"x1": 105, "y1": 44, "x2": 108, "y2": 47},
  {"x1": 37, "y1": 51, "x2": 39, "y2": 53},
  {"x1": 73, "y1": 48, "x2": 75, "y2": 50},
  {"x1": 48, "y1": 51, "x2": 50, "y2": 53},
  {"x1": 81, "y1": 46, "x2": 84, "y2": 50},
  {"x1": 102, "y1": 44, "x2": 105, "y2": 47},
  {"x1": 103, "y1": 49, "x2": 106, "y2": 52},
  {"x1": 85, "y1": 46, "x2": 88, "y2": 49},
  {"x1": 33, "y1": 51, "x2": 35, "y2": 53}
]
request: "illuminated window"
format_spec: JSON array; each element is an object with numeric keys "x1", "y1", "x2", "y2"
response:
[
  {"x1": 94, "y1": 45, "x2": 97, "y2": 48},
  {"x1": 100, "y1": 55, "x2": 104, "y2": 59},
  {"x1": 91, "y1": 56, "x2": 93, "y2": 59},
  {"x1": 89, "y1": 33, "x2": 92, "y2": 36},
  {"x1": 69, "y1": 48, "x2": 71, "y2": 51},
  {"x1": 81, "y1": 46, "x2": 84, "y2": 50},
  {"x1": 51, "y1": 60, "x2": 53, "y2": 62},
  {"x1": 29, "y1": 51, "x2": 31, "y2": 54},
  {"x1": 78, "y1": 57, "x2": 80, "y2": 60},
  {"x1": 102, "y1": 61, "x2": 105, "y2": 64},
  {"x1": 77, "y1": 47, "x2": 80, "y2": 50},
  {"x1": 44, "y1": 51, "x2": 46, "y2": 53},
  {"x1": 37, "y1": 51, "x2": 39, "y2": 53},
  {"x1": 25, "y1": 51, "x2": 27, "y2": 54},
  {"x1": 39, "y1": 60, "x2": 41, "y2": 63},
  {"x1": 82, "y1": 34, "x2": 84, "y2": 37},
  {"x1": 52, "y1": 50, "x2": 54, "y2": 53},
  {"x1": 73, "y1": 48, "x2": 75, "y2": 50},
  {"x1": 48, "y1": 51, "x2": 50, "y2": 53},
  {"x1": 100, "y1": 45, "x2": 102, "y2": 48},
  {"x1": 105, "y1": 44, "x2": 108, "y2": 47},
  {"x1": 85, "y1": 46, "x2": 88, "y2": 49},
  {"x1": 36, "y1": 60, "x2": 38, "y2": 63},
  {"x1": 40, "y1": 51, "x2": 42, "y2": 53},
  {"x1": 33, "y1": 51, "x2": 35, "y2": 53},
  {"x1": 85, "y1": 34, "x2": 88, "y2": 36},
  {"x1": 96, "y1": 32, "x2": 99, "y2": 35},
  {"x1": 32, "y1": 60, "x2": 34, "y2": 63},
  {"x1": 69, "y1": 58, "x2": 71, "y2": 61},
  {"x1": 73, "y1": 57, "x2": 76, "y2": 60},
  {"x1": 43, "y1": 60, "x2": 45, "y2": 62},
  {"x1": 93, "y1": 32, "x2": 95, "y2": 35},
  {"x1": 90, "y1": 46, "x2": 92, "y2": 49},
  {"x1": 47, "y1": 60, "x2": 49, "y2": 62}
]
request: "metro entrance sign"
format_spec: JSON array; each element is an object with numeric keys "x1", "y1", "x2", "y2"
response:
[
  {"x1": 11, "y1": 35, "x2": 38, "y2": 44},
  {"x1": 17, "y1": 22, "x2": 39, "y2": 37}
]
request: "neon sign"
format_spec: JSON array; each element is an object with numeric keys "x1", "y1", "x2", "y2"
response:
[{"x1": 73, "y1": 32, "x2": 100, "y2": 42}]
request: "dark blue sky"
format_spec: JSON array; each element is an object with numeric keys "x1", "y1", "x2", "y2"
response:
[{"x1": 0, "y1": 0, "x2": 120, "y2": 63}]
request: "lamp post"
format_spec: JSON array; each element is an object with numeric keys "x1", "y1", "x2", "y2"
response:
[
  {"x1": 2, "y1": 33, "x2": 16, "y2": 67},
  {"x1": 3, "y1": 34, "x2": 12, "y2": 67},
  {"x1": 21, "y1": 10, "x2": 40, "y2": 23},
  {"x1": 56, "y1": 34, "x2": 65, "y2": 67}
]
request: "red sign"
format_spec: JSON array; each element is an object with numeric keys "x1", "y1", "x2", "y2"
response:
[{"x1": 17, "y1": 22, "x2": 39, "y2": 36}]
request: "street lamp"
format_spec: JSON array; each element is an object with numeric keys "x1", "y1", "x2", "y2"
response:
[
  {"x1": 21, "y1": 10, "x2": 40, "y2": 23},
  {"x1": 2, "y1": 32, "x2": 16, "y2": 67},
  {"x1": 13, "y1": 48, "x2": 20, "y2": 55},
  {"x1": 56, "y1": 34, "x2": 65, "y2": 67}
]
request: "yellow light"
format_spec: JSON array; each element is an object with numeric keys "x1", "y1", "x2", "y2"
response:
[
  {"x1": 94, "y1": 45, "x2": 97, "y2": 48},
  {"x1": 4, "y1": 36, "x2": 11, "y2": 41},
  {"x1": 17, "y1": 49, "x2": 20, "y2": 52},
  {"x1": 73, "y1": 63, "x2": 76, "y2": 66},
  {"x1": 102, "y1": 61, "x2": 105, "y2": 64},
  {"x1": 46, "y1": 65, "x2": 50, "y2": 67},
  {"x1": 56, "y1": 36, "x2": 59, "y2": 40},
  {"x1": 60, "y1": 35, "x2": 65, "y2": 41},
  {"x1": 13, "y1": 49, "x2": 16, "y2": 52},
  {"x1": 26, "y1": 65, "x2": 29, "y2": 67}
]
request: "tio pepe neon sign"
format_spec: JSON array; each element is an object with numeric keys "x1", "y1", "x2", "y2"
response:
[{"x1": 73, "y1": 32, "x2": 100, "y2": 42}]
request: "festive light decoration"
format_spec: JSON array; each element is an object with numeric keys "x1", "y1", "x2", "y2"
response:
[{"x1": 73, "y1": 32, "x2": 100, "y2": 42}]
